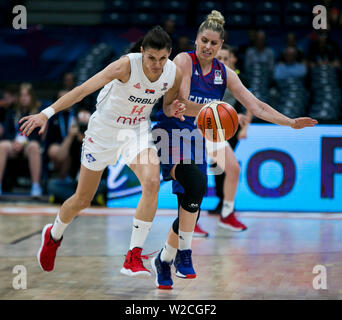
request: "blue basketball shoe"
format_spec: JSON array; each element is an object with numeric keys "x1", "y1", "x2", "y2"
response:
[
  {"x1": 150, "y1": 250, "x2": 173, "y2": 289},
  {"x1": 174, "y1": 249, "x2": 196, "y2": 279}
]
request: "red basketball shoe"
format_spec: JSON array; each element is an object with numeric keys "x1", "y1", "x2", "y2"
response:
[
  {"x1": 37, "y1": 224, "x2": 62, "y2": 272},
  {"x1": 218, "y1": 211, "x2": 247, "y2": 231},
  {"x1": 120, "y1": 247, "x2": 151, "y2": 278},
  {"x1": 193, "y1": 224, "x2": 209, "y2": 238}
]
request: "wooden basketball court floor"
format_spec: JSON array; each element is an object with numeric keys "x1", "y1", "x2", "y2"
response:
[{"x1": 1, "y1": 203, "x2": 342, "y2": 300}]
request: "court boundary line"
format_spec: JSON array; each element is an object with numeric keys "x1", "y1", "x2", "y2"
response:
[{"x1": 1, "y1": 206, "x2": 342, "y2": 220}]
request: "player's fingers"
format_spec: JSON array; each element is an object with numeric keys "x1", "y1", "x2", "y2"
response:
[
  {"x1": 19, "y1": 119, "x2": 30, "y2": 132},
  {"x1": 18, "y1": 115, "x2": 29, "y2": 124},
  {"x1": 172, "y1": 99, "x2": 179, "y2": 106},
  {"x1": 38, "y1": 122, "x2": 47, "y2": 136},
  {"x1": 23, "y1": 120, "x2": 37, "y2": 136}
]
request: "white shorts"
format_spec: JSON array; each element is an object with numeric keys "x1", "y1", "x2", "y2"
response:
[{"x1": 81, "y1": 111, "x2": 157, "y2": 171}]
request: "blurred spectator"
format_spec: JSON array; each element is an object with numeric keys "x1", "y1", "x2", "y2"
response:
[
  {"x1": 0, "y1": 84, "x2": 42, "y2": 196},
  {"x1": 171, "y1": 35, "x2": 193, "y2": 59},
  {"x1": 44, "y1": 90, "x2": 77, "y2": 180},
  {"x1": 285, "y1": 32, "x2": 305, "y2": 62},
  {"x1": 322, "y1": 0, "x2": 342, "y2": 29},
  {"x1": 244, "y1": 30, "x2": 275, "y2": 73},
  {"x1": 163, "y1": 19, "x2": 177, "y2": 45},
  {"x1": 0, "y1": 84, "x2": 19, "y2": 140},
  {"x1": 274, "y1": 46, "x2": 307, "y2": 81},
  {"x1": 46, "y1": 108, "x2": 107, "y2": 205},
  {"x1": 308, "y1": 30, "x2": 341, "y2": 67},
  {"x1": 62, "y1": 72, "x2": 76, "y2": 91}
]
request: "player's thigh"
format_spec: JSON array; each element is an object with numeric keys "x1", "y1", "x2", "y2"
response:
[{"x1": 210, "y1": 142, "x2": 239, "y2": 172}]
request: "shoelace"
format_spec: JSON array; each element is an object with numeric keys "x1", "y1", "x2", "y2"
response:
[{"x1": 131, "y1": 250, "x2": 159, "y2": 267}]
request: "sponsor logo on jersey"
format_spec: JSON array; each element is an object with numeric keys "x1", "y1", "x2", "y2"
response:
[
  {"x1": 128, "y1": 95, "x2": 158, "y2": 105},
  {"x1": 133, "y1": 83, "x2": 141, "y2": 89},
  {"x1": 214, "y1": 70, "x2": 223, "y2": 85},
  {"x1": 188, "y1": 95, "x2": 214, "y2": 104},
  {"x1": 145, "y1": 89, "x2": 155, "y2": 94},
  {"x1": 117, "y1": 116, "x2": 146, "y2": 125},
  {"x1": 161, "y1": 82, "x2": 168, "y2": 91},
  {"x1": 88, "y1": 137, "x2": 94, "y2": 143},
  {"x1": 86, "y1": 153, "x2": 96, "y2": 163},
  {"x1": 194, "y1": 70, "x2": 199, "y2": 76}
]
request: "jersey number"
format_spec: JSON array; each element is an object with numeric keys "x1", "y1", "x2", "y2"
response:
[{"x1": 131, "y1": 105, "x2": 146, "y2": 116}]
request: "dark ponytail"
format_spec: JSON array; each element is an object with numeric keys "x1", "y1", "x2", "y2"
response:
[
  {"x1": 129, "y1": 38, "x2": 144, "y2": 53},
  {"x1": 141, "y1": 26, "x2": 172, "y2": 51}
]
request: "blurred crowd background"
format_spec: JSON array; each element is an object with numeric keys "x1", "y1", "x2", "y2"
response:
[{"x1": 0, "y1": 0, "x2": 341, "y2": 200}]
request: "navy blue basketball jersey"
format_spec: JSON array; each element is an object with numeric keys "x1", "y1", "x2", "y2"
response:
[{"x1": 154, "y1": 51, "x2": 227, "y2": 194}]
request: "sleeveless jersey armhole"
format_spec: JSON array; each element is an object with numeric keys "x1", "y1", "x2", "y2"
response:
[{"x1": 114, "y1": 54, "x2": 136, "y2": 87}]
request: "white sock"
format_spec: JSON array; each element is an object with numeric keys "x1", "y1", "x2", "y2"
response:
[
  {"x1": 221, "y1": 200, "x2": 234, "y2": 218},
  {"x1": 178, "y1": 230, "x2": 193, "y2": 250},
  {"x1": 50, "y1": 213, "x2": 69, "y2": 241},
  {"x1": 129, "y1": 218, "x2": 152, "y2": 250},
  {"x1": 160, "y1": 242, "x2": 177, "y2": 263}
]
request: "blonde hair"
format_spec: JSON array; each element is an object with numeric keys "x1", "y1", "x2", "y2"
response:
[{"x1": 198, "y1": 10, "x2": 225, "y2": 39}]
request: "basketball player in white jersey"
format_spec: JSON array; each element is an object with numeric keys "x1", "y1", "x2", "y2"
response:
[{"x1": 19, "y1": 26, "x2": 186, "y2": 278}]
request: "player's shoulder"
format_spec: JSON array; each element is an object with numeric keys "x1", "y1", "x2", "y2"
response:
[{"x1": 173, "y1": 52, "x2": 192, "y2": 74}]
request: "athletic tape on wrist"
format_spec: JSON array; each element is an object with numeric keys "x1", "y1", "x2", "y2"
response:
[{"x1": 41, "y1": 107, "x2": 55, "y2": 119}]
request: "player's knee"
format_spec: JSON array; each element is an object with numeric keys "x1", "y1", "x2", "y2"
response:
[
  {"x1": 141, "y1": 176, "x2": 160, "y2": 195},
  {"x1": 175, "y1": 163, "x2": 206, "y2": 196},
  {"x1": 175, "y1": 163, "x2": 207, "y2": 213},
  {"x1": 231, "y1": 159, "x2": 240, "y2": 175}
]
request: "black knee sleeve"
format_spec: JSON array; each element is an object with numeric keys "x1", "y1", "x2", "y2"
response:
[{"x1": 174, "y1": 163, "x2": 207, "y2": 213}]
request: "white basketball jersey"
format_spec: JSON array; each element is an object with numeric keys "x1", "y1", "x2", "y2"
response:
[{"x1": 95, "y1": 53, "x2": 176, "y2": 128}]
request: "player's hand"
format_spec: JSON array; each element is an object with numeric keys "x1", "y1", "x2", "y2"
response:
[
  {"x1": 237, "y1": 129, "x2": 247, "y2": 140},
  {"x1": 170, "y1": 99, "x2": 186, "y2": 121},
  {"x1": 290, "y1": 117, "x2": 318, "y2": 129},
  {"x1": 18, "y1": 112, "x2": 48, "y2": 137},
  {"x1": 238, "y1": 113, "x2": 249, "y2": 127}
]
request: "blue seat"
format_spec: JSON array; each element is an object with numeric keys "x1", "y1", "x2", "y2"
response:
[
  {"x1": 227, "y1": 14, "x2": 252, "y2": 27},
  {"x1": 285, "y1": 1, "x2": 310, "y2": 14},
  {"x1": 131, "y1": 13, "x2": 158, "y2": 26},
  {"x1": 197, "y1": 1, "x2": 223, "y2": 13},
  {"x1": 226, "y1": 1, "x2": 251, "y2": 13},
  {"x1": 102, "y1": 12, "x2": 129, "y2": 25},
  {"x1": 256, "y1": 1, "x2": 281, "y2": 13},
  {"x1": 256, "y1": 14, "x2": 281, "y2": 27},
  {"x1": 134, "y1": 0, "x2": 160, "y2": 11},
  {"x1": 285, "y1": 15, "x2": 311, "y2": 27},
  {"x1": 162, "y1": 1, "x2": 189, "y2": 12},
  {"x1": 106, "y1": 0, "x2": 130, "y2": 12},
  {"x1": 161, "y1": 13, "x2": 187, "y2": 27}
]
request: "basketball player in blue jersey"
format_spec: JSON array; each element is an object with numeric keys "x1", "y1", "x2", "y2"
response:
[
  {"x1": 151, "y1": 10, "x2": 317, "y2": 289},
  {"x1": 18, "y1": 26, "x2": 186, "y2": 279}
]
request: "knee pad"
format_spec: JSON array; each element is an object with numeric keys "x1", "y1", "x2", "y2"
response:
[{"x1": 174, "y1": 163, "x2": 207, "y2": 213}]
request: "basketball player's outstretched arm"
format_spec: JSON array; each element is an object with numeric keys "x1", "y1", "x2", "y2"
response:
[
  {"x1": 225, "y1": 66, "x2": 318, "y2": 129},
  {"x1": 18, "y1": 57, "x2": 131, "y2": 136},
  {"x1": 162, "y1": 66, "x2": 186, "y2": 121}
]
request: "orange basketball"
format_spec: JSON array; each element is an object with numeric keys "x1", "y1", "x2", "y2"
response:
[{"x1": 196, "y1": 101, "x2": 239, "y2": 142}]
